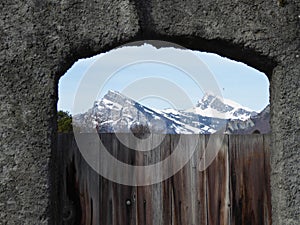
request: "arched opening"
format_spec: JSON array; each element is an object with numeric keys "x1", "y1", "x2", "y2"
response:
[
  {"x1": 58, "y1": 43, "x2": 270, "y2": 135},
  {"x1": 55, "y1": 40, "x2": 272, "y2": 224}
]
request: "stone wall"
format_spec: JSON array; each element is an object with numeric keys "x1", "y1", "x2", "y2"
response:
[{"x1": 1, "y1": 0, "x2": 299, "y2": 224}]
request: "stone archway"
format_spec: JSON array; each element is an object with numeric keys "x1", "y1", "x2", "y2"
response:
[{"x1": 1, "y1": 1, "x2": 299, "y2": 224}]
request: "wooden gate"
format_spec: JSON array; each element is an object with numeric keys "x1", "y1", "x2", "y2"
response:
[{"x1": 58, "y1": 134, "x2": 271, "y2": 225}]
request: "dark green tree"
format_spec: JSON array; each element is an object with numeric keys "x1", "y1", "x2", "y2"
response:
[{"x1": 57, "y1": 110, "x2": 73, "y2": 133}]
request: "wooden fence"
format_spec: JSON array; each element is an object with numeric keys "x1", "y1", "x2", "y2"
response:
[{"x1": 58, "y1": 134, "x2": 271, "y2": 225}]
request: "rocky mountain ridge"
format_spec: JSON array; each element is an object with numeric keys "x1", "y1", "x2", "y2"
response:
[{"x1": 73, "y1": 91, "x2": 269, "y2": 134}]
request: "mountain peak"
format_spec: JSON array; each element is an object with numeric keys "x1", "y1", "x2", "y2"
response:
[
  {"x1": 193, "y1": 93, "x2": 257, "y2": 121},
  {"x1": 100, "y1": 90, "x2": 136, "y2": 107},
  {"x1": 199, "y1": 93, "x2": 250, "y2": 109},
  {"x1": 104, "y1": 90, "x2": 127, "y2": 99}
]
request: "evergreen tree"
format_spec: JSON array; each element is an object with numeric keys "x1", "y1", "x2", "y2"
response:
[{"x1": 57, "y1": 110, "x2": 73, "y2": 133}]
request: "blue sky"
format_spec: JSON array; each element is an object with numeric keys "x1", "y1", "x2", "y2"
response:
[{"x1": 58, "y1": 44, "x2": 269, "y2": 114}]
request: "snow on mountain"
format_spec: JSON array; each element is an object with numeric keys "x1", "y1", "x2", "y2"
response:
[
  {"x1": 73, "y1": 90, "x2": 261, "y2": 134},
  {"x1": 189, "y1": 93, "x2": 257, "y2": 121},
  {"x1": 226, "y1": 105, "x2": 270, "y2": 134},
  {"x1": 73, "y1": 91, "x2": 211, "y2": 134}
]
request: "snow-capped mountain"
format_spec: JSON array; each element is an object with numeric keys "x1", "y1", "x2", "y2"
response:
[
  {"x1": 226, "y1": 105, "x2": 270, "y2": 134},
  {"x1": 73, "y1": 91, "x2": 262, "y2": 134},
  {"x1": 188, "y1": 93, "x2": 257, "y2": 121}
]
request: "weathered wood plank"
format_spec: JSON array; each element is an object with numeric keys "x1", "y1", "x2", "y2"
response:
[
  {"x1": 136, "y1": 133, "x2": 153, "y2": 225},
  {"x1": 229, "y1": 135, "x2": 271, "y2": 225},
  {"x1": 205, "y1": 134, "x2": 230, "y2": 225},
  {"x1": 171, "y1": 135, "x2": 190, "y2": 225},
  {"x1": 263, "y1": 135, "x2": 272, "y2": 225},
  {"x1": 111, "y1": 133, "x2": 136, "y2": 225},
  {"x1": 195, "y1": 135, "x2": 208, "y2": 225}
]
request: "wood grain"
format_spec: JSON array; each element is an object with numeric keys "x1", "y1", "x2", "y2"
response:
[{"x1": 59, "y1": 134, "x2": 271, "y2": 225}]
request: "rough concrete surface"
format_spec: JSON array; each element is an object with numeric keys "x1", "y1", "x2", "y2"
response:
[{"x1": 0, "y1": 0, "x2": 299, "y2": 224}]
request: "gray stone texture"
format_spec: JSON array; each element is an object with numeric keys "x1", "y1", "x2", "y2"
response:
[{"x1": 0, "y1": 0, "x2": 299, "y2": 224}]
